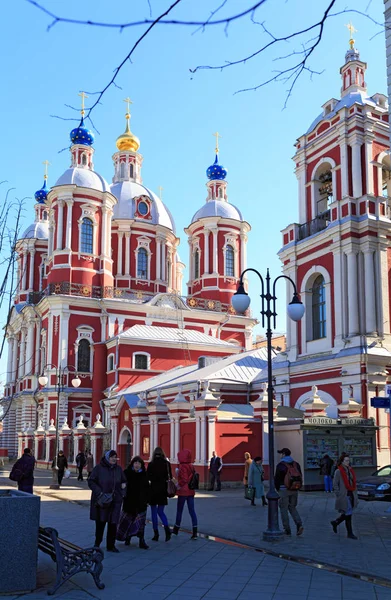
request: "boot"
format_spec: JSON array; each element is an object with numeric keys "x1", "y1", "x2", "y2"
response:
[
  {"x1": 345, "y1": 516, "x2": 358, "y2": 540},
  {"x1": 251, "y1": 499, "x2": 256, "y2": 506},
  {"x1": 330, "y1": 514, "x2": 345, "y2": 534},
  {"x1": 138, "y1": 534, "x2": 149, "y2": 550},
  {"x1": 262, "y1": 496, "x2": 268, "y2": 506},
  {"x1": 191, "y1": 527, "x2": 198, "y2": 540},
  {"x1": 172, "y1": 525, "x2": 180, "y2": 536},
  {"x1": 152, "y1": 529, "x2": 159, "y2": 541},
  {"x1": 124, "y1": 536, "x2": 131, "y2": 546},
  {"x1": 164, "y1": 526, "x2": 171, "y2": 542}
]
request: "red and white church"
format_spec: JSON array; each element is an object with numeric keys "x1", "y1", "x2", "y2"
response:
[{"x1": 1, "y1": 36, "x2": 391, "y2": 484}]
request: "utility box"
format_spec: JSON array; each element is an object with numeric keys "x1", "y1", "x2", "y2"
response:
[{"x1": 0, "y1": 489, "x2": 40, "y2": 593}]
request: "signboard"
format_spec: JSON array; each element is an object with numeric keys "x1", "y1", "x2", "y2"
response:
[
  {"x1": 305, "y1": 417, "x2": 338, "y2": 425},
  {"x1": 304, "y1": 416, "x2": 375, "y2": 426},
  {"x1": 340, "y1": 418, "x2": 374, "y2": 426},
  {"x1": 371, "y1": 397, "x2": 391, "y2": 409}
]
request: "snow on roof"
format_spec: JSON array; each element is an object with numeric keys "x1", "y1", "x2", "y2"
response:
[{"x1": 118, "y1": 325, "x2": 236, "y2": 347}]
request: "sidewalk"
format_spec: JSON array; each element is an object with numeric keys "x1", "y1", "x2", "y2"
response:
[
  {"x1": 1, "y1": 484, "x2": 391, "y2": 600},
  {"x1": 2, "y1": 465, "x2": 391, "y2": 584}
]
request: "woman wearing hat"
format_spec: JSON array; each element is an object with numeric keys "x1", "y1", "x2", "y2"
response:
[{"x1": 88, "y1": 450, "x2": 127, "y2": 552}]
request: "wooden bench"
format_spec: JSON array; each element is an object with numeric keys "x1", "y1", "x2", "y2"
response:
[{"x1": 38, "y1": 526, "x2": 105, "y2": 595}]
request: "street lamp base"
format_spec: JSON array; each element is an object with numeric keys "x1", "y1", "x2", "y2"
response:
[
  {"x1": 49, "y1": 483, "x2": 60, "y2": 490},
  {"x1": 262, "y1": 529, "x2": 284, "y2": 542}
]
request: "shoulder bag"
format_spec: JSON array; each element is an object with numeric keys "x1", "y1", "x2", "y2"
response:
[
  {"x1": 166, "y1": 462, "x2": 177, "y2": 498},
  {"x1": 95, "y1": 470, "x2": 116, "y2": 508},
  {"x1": 188, "y1": 467, "x2": 199, "y2": 490}
]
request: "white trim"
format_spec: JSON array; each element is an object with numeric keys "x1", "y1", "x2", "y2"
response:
[
  {"x1": 118, "y1": 426, "x2": 132, "y2": 445},
  {"x1": 78, "y1": 204, "x2": 98, "y2": 257},
  {"x1": 300, "y1": 265, "x2": 332, "y2": 355},
  {"x1": 132, "y1": 351, "x2": 151, "y2": 370},
  {"x1": 295, "y1": 389, "x2": 338, "y2": 418},
  {"x1": 107, "y1": 353, "x2": 115, "y2": 372}
]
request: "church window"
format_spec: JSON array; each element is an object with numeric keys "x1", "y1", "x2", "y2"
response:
[
  {"x1": 81, "y1": 153, "x2": 87, "y2": 166},
  {"x1": 312, "y1": 275, "x2": 326, "y2": 340},
  {"x1": 77, "y1": 338, "x2": 91, "y2": 372},
  {"x1": 120, "y1": 162, "x2": 126, "y2": 178},
  {"x1": 317, "y1": 170, "x2": 333, "y2": 215},
  {"x1": 42, "y1": 210, "x2": 48, "y2": 221},
  {"x1": 194, "y1": 249, "x2": 200, "y2": 279},
  {"x1": 80, "y1": 217, "x2": 93, "y2": 254},
  {"x1": 129, "y1": 163, "x2": 134, "y2": 178},
  {"x1": 225, "y1": 245, "x2": 235, "y2": 277},
  {"x1": 107, "y1": 354, "x2": 114, "y2": 372},
  {"x1": 137, "y1": 247, "x2": 148, "y2": 279},
  {"x1": 138, "y1": 201, "x2": 149, "y2": 216},
  {"x1": 134, "y1": 353, "x2": 149, "y2": 370}
]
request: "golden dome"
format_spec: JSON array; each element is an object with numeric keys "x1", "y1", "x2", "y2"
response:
[{"x1": 116, "y1": 114, "x2": 140, "y2": 152}]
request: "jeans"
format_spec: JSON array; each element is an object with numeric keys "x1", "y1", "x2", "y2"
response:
[
  {"x1": 150, "y1": 505, "x2": 169, "y2": 529},
  {"x1": 324, "y1": 475, "x2": 333, "y2": 492},
  {"x1": 278, "y1": 488, "x2": 302, "y2": 532},
  {"x1": 209, "y1": 471, "x2": 221, "y2": 490},
  {"x1": 175, "y1": 496, "x2": 198, "y2": 527},
  {"x1": 95, "y1": 521, "x2": 117, "y2": 549}
]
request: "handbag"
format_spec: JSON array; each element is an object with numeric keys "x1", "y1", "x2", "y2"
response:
[
  {"x1": 244, "y1": 485, "x2": 255, "y2": 501},
  {"x1": 96, "y1": 492, "x2": 114, "y2": 508},
  {"x1": 188, "y1": 468, "x2": 199, "y2": 490},
  {"x1": 166, "y1": 462, "x2": 177, "y2": 498},
  {"x1": 64, "y1": 469, "x2": 71, "y2": 479}
]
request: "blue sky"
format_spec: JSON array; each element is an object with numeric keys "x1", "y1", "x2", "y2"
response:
[{"x1": 0, "y1": 0, "x2": 387, "y2": 380}]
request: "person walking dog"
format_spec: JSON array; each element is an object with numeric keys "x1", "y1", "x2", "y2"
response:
[
  {"x1": 248, "y1": 456, "x2": 267, "y2": 507},
  {"x1": 330, "y1": 453, "x2": 358, "y2": 539},
  {"x1": 275, "y1": 448, "x2": 304, "y2": 536},
  {"x1": 147, "y1": 447, "x2": 172, "y2": 542},
  {"x1": 88, "y1": 450, "x2": 126, "y2": 552},
  {"x1": 116, "y1": 455, "x2": 150, "y2": 549},
  {"x1": 171, "y1": 449, "x2": 198, "y2": 539}
]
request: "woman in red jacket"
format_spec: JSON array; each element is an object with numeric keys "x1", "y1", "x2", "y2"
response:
[{"x1": 171, "y1": 449, "x2": 198, "y2": 539}]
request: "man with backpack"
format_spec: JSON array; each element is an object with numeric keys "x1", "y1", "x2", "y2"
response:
[{"x1": 275, "y1": 448, "x2": 304, "y2": 536}]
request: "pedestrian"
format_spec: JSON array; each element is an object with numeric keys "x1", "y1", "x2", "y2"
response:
[
  {"x1": 52, "y1": 450, "x2": 68, "y2": 486},
  {"x1": 116, "y1": 455, "x2": 149, "y2": 550},
  {"x1": 248, "y1": 456, "x2": 267, "y2": 507},
  {"x1": 171, "y1": 449, "x2": 198, "y2": 539},
  {"x1": 275, "y1": 447, "x2": 304, "y2": 536},
  {"x1": 319, "y1": 453, "x2": 334, "y2": 493},
  {"x1": 208, "y1": 451, "x2": 223, "y2": 491},
  {"x1": 88, "y1": 450, "x2": 127, "y2": 552},
  {"x1": 86, "y1": 451, "x2": 94, "y2": 479},
  {"x1": 147, "y1": 447, "x2": 172, "y2": 542},
  {"x1": 330, "y1": 453, "x2": 358, "y2": 540},
  {"x1": 76, "y1": 451, "x2": 87, "y2": 481},
  {"x1": 243, "y1": 452, "x2": 252, "y2": 486},
  {"x1": 10, "y1": 448, "x2": 36, "y2": 494}
]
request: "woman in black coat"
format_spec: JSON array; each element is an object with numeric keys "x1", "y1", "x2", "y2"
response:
[
  {"x1": 10, "y1": 448, "x2": 35, "y2": 494},
  {"x1": 88, "y1": 450, "x2": 126, "y2": 552},
  {"x1": 147, "y1": 447, "x2": 172, "y2": 542},
  {"x1": 116, "y1": 456, "x2": 150, "y2": 549}
]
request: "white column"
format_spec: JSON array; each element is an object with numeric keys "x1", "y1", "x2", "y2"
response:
[
  {"x1": 19, "y1": 329, "x2": 27, "y2": 377},
  {"x1": 365, "y1": 140, "x2": 374, "y2": 195},
  {"x1": 21, "y1": 251, "x2": 27, "y2": 290},
  {"x1": 297, "y1": 168, "x2": 306, "y2": 222},
  {"x1": 207, "y1": 414, "x2": 216, "y2": 460},
  {"x1": 28, "y1": 250, "x2": 35, "y2": 290},
  {"x1": 34, "y1": 435, "x2": 39, "y2": 458},
  {"x1": 111, "y1": 417, "x2": 118, "y2": 450},
  {"x1": 56, "y1": 201, "x2": 64, "y2": 250},
  {"x1": 25, "y1": 324, "x2": 34, "y2": 376},
  {"x1": 12, "y1": 335, "x2": 18, "y2": 381},
  {"x1": 117, "y1": 233, "x2": 123, "y2": 275},
  {"x1": 347, "y1": 251, "x2": 359, "y2": 336},
  {"x1": 340, "y1": 140, "x2": 349, "y2": 198},
  {"x1": 101, "y1": 207, "x2": 107, "y2": 258},
  {"x1": 105, "y1": 210, "x2": 112, "y2": 257},
  {"x1": 58, "y1": 313, "x2": 69, "y2": 368},
  {"x1": 204, "y1": 229, "x2": 209, "y2": 275},
  {"x1": 125, "y1": 233, "x2": 130, "y2": 275},
  {"x1": 6, "y1": 337, "x2": 14, "y2": 383},
  {"x1": 156, "y1": 239, "x2": 161, "y2": 280},
  {"x1": 174, "y1": 416, "x2": 180, "y2": 459},
  {"x1": 133, "y1": 418, "x2": 141, "y2": 455},
  {"x1": 161, "y1": 243, "x2": 166, "y2": 281},
  {"x1": 35, "y1": 324, "x2": 40, "y2": 376},
  {"x1": 65, "y1": 200, "x2": 73, "y2": 249},
  {"x1": 364, "y1": 249, "x2": 377, "y2": 334},
  {"x1": 169, "y1": 416, "x2": 175, "y2": 462},
  {"x1": 377, "y1": 166, "x2": 383, "y2": 198},
  {"x1": 351, "y1": 142, "x2": 363, "y2": 198},
  {"x1": 58, "y1": 435, "x2": 64, "y2": 451},
  {"x1": 73, "y1": 435, "x2": 79, "y2": 463},
  {"x1": 100, "y1": 315, "x2": 107, "y2": 342},
  {"x1": 240, "y1": 233, "x2": 247, "y2": 274},
  {"x1": 333, "y1": 250, "x2": 344, "y2": 345},
  {"x1": 45, "y1": 436, "x2": 51, "y2": 462},
  {"x1": 195, "y1": 415, "x2": 201, "y2": 463},
  {"x1": 200, "y1": 414, "x2": 207, "y2": 463},
  {"x1": 212, "y1": 229, "x2": 218, "y2": 274},
  {"x1": 48, "y1": 222, "x2": 54, "y2": 257}
]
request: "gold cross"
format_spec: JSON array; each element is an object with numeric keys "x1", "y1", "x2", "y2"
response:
[
  {"x1": 213, "y1": 131, "x2": 221, "y2": 154},
  {"x1": 158, "y1": 185, "x2": 163, "y2": 200},
  {"x1": 42, "y1": 160, "x2": 51, "y2": 180},
  {"x1": 78, "y1": 91, "x2": 88, "y2": 116},
  {"x1": 123, "y1": 97, "x2": 133, "y2": 115},
  {"x1": 345, "y1": 22, "x2": 357, "y2": 48}
]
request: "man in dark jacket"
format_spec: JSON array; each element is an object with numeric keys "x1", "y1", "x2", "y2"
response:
[
  {"x1": 319, "y1": 454, "x2": 334, "y2": 493},
  {"x1": 76, "y1": 451, "x2": 87, "y2": 481},
  {"x1": 208, "y1": 451, "x2": 223, "y2": 491},
  {"x1": 52, "y1": 451, "x2": 68, "y2": 486},
  {"x1": 275, "y1": 448, "x2": 304, "y2": 537},
  {"x1": 10, "y1": 448, "x2": 35, "y2": 494}
]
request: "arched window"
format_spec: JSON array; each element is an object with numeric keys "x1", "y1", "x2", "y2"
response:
[
  {"x1": 107, "y1": 354, "x2": 114, "y2": 372},
  {"x1": 80, "y1": 218, "x2": 93, "y2": 254},
  {"x1": 312, "y1": 275, "x2": 326, "y2": 340},
  {"x1": 137, "y1": 247, "x2": 148, "y2": 279},
  {"x1": 77, "y1": 338, "x2": 91, "y2": 372},
  {"x1": 81, "y1": 154, "x2": 87, "y2": 166},
  {"x1": 129, "y1": 163, "x2": 134, "y2": 178},
  {"x1": 120, "y1": 162, "x2": 126, "y2": 178},
  {"x1": 194, "y1": 249, "x2": 200, "y2": 279},
  {"x1": 225, "y1": 245, "x2": 235, "y2": 277},
  {"x1": 317, "y1": 170, "x2": 333, "y2": 215},
  {"x1": 42, "y1": 210, "x2": 48, "y2": 221}
]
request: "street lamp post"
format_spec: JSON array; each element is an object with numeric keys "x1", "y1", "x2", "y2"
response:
[
  {"x1": 38, "y1": 364, "x2": 81, "y2": 489},
  {"x1": 232, "y1": 268, "x2": 305, "y2": 542}
]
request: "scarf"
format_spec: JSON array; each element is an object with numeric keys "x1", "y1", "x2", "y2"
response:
[
  {"x1": 338, "y1": 465, "x2": 356, "y2": 491},
  {"x1": 105, "y1": 450, "x2": 117, "y2": 468}
]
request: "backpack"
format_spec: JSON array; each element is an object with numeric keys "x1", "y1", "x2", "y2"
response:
[
  {"x1": 9, "y1": 464, "x2": 24, "y2": 483},
  {"x1": 283, "y1": 461, "x2": 302, "y2": 491},
  {"x1": 188, "y1": 468, "x2": 199, "y2": 490}
]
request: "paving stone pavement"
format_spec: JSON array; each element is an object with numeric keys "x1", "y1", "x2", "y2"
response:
[{"x1": 1, "y1": 468, "x2": 391, "y2": 600}]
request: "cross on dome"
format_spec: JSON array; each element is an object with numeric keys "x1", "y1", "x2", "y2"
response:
[
  {"x1": 116, "y1": 96, "x2": 140, "y2": 152},
  {"x1": 345, "y1": 22, "x2": 357, "y2": 49},
  {"x1": 213, "y1": 131, "x2": 221, "y2": 155},
  {"x1": 70, "y1": 91, "x2": 94, "y2": 146},
  {"x1": 78, "y1": 91, "x2": 88, "y2": 117}
]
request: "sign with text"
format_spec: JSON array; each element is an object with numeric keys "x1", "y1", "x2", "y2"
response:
[{"x1": 371, "y1": 397, "x2": 391, "y2": 409}]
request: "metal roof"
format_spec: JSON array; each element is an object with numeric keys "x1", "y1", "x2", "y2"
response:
[{"x1": 118, "y1": 325, "x2": 236, "y2": 347}]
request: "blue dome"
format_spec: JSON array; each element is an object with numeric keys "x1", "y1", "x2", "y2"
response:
[
  {"x1": 206, "y1": 154, "x2": 227, "y2": 180},
  {"x1": 70, "y1": 117, "x2": 94, "y2": 146},
  {"x1": 34, "y1": 179, "x2": 48, "y2": 204}
]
